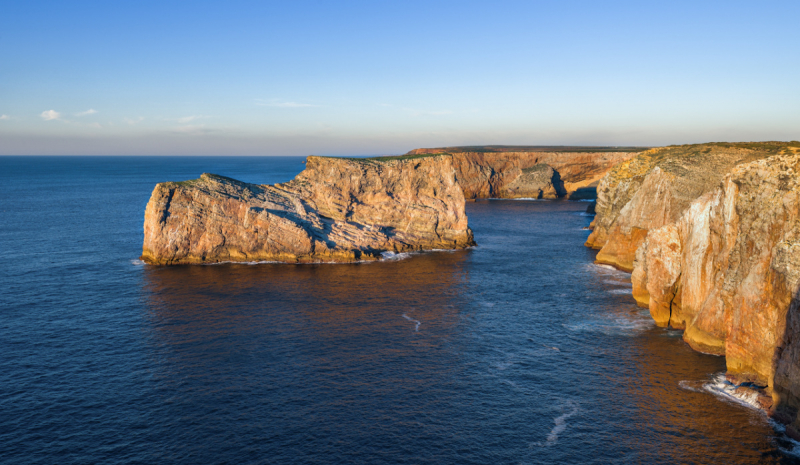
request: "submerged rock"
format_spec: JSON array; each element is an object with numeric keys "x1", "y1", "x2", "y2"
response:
[{"x1": 141, "y1": 155, "x2": 475, "y2": 264}]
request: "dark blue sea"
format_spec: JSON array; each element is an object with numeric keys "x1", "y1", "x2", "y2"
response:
[{"x1": 2, "y1": 156, "x2": 798, "y2": 464}]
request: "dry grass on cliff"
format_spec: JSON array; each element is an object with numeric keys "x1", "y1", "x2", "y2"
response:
[
  {"x1": 604, "y1": 141, "x2": 800, "y2": 189},
  {"x1": 408, "y1": 145, "x2": 649, "y2": 154}
]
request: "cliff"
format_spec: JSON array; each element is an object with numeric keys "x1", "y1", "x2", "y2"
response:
[
  {"x1": 141, "y1": 155, "x2": 474, "y2": 265},
  {"x1": 631, "y1": 147, "x2": 800, "y2": 429},
  {"x1": 585, "y1": 143, "x2": 789, "y2": 271},
  {"x1": 407, "y1": 146, "x2": 643, "y2": 200}
]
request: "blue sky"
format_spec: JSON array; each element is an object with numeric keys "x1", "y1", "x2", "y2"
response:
[{"x1": 1, "y1": 0, "x2": 798, "y2": 155}]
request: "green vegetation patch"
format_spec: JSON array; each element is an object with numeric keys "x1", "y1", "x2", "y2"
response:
[
  {"x1": 408, "y1": 145, "x2": 650, "y2": 154},
  {"x1": 321, "y1": 153, "x2": 449, "y2": 164},
  {"x1": 521, "y1": 163, "x2": 552, "y2": 174}
]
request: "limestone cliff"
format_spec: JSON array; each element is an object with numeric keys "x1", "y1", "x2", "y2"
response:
[
  {"x1": 630, "y1": 147, "x2": 800, "y2": 428},
  {"x1": 407, "y1": 147, "x2": 641, "y2": 200},
  {"x1": 586, "y1": 143, "x2": 788, "y2": 271},
  {"x1": 141, "y1": 155, "x2": 474, "y2": 265}
]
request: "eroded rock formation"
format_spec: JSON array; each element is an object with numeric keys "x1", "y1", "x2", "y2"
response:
[
  {"x1": 586, "y1": 143, "x2": 787, "y2": 271},
  {"x1": 632, "y1": 150, "x2": 800, "y2": 427},
  {"x1": 141, "y1": 155, "x2": 474, "y2": 264},
  {"x1": 407, "y1": 147, "x2": 641, "y2": 200},
  {"x1": 591, "y1": 142, "x2": 800, "y2": 430}
]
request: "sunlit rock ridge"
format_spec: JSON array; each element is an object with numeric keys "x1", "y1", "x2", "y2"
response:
[
  {"x1": 142, "y1": 146, "x2": 642, "y2": 265},
  {"x1": 141, "y1": 155, "x2": 474, "y2": 265},
  {"x1": 407, "y1": 145, "x2": 644, "y2": 200},
  {"x1": 587, "y1": 141, "x2": 800, "y2": 434}
]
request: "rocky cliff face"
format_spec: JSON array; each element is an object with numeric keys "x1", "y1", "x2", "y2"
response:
[
  {"x1": 407, "y1": 148, "x2": 640, "y2": 200},
  {"x1": 605, "y1": 143, "x2": 800, "y2": 430},
  {"x1": 631, "y1": 149, "x2": 800, "y2": 427},
  {"x1": 141, "y1": 155, "x2": 474, "y2": 265},
  {"x1": 586, "y1": 143, "x2": 786, "y2": 271}
]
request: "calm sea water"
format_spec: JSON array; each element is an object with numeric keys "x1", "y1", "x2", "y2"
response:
[{"x1": 1, "y1": 156, "x2": 798, "y2": 464}]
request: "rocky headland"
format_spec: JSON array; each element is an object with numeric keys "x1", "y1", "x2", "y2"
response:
[
  {"x1": 141, "y1": 155, "x2": 474, "y2": 265},
  {"x1": 586, "y1": 143, "x2": 789, "y2": 272},
  {"x1": 407, "y1": 146, "x2": 644, "y2": 200},
  {"x1": 587, "y1": 141, "x2": 800, "y2": 433},
  {"x1": 141, "y1": 139, "x2": 800, "y2": 432},
  {"x1": 142, "y1": 146, "x2": 640, "y2": 265}
]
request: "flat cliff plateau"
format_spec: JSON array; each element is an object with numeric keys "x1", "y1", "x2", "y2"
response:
[
  {"x1": 585, "y1": 142, "x2": 792, "y2": 272},
  {"x1": 406, "y1": 146, "x2": 645, "y2": 200},
  {"x1": 141, "y1": 155, "x2": 474, "y2": 265}
]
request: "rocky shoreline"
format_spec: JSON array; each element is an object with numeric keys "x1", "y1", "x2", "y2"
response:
[
  {"x1": 142, "y1": 147, "x2": 636, "y2": 265},
  {"x1": 585, "y1": 142, "x2": 800, "y2": 436},
  {"x1": 141, "y1": 140, "x2": 800, "y2": 435},
  {"x1": 141, "y1": 155, "x2": 474, "y2": 265}
]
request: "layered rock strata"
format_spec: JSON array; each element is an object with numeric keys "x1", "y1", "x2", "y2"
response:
[
  {"x1": 141, "y1": 155, "x2": 474, "y2": 265},
  {"x1": 631, "y1": 149, "x2": 800, "y2": 429},
  {"x1": 407, "y1": 147, "x2": 642, "y2": 200},
  {"x1": 586, "y1": 143, "x2": 788, "y2": 271}
]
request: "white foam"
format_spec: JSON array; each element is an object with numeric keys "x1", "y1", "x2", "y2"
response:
[
  {"x1": 678, "y1": 380, "x2": 703, "y2": 393},
  {"x1": 534, "y1": 401, "x2": 579, "y2": 447},
  {"x1": 380, "y1": 251, "x2": 413, "y2": 261},
  {"x1": 702, "y1": 373, "x2": 762, "y2": 410},
  {"x1": 563, "y1": 313, "x2": 653, "y2": 337},
  {"x1": 775, "y1": 425, "x2": 800, "y2": 458},
  {"x1": 208, "y1": 260, "x2": 288, "y2": 265},
  {"x1": 130, "y1": 259, "x2": 146, "y2": 266},
  {"x1": 608, "y1": 288, "x2": 633, "y2": 295},
  {"x1": 591, "y1": 263, "x2": 627, "y2": 273},
  {"x1": 402, "y1": 314, "x2": 421, "y2": 331}
]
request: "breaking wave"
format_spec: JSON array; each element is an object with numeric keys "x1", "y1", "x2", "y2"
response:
[
  {"x1": 381, "y1": 251, "x2": 413, "y2": 261},
  {"x1": 702, "y1": 373, "x2": 762, "y2": 410}
]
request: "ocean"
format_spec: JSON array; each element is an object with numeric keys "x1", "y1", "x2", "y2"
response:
[{"x1": 1, "y1": 156, "x2": 797, "y2": 464}]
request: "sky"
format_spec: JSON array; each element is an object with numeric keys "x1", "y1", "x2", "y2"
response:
[{"x1": 1, "y1": 0, "x2": 798, "y2": 155}]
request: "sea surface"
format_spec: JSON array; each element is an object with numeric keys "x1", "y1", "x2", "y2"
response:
[{"x1": 2, "y1": 156, "x2": 799, "y2": 464}]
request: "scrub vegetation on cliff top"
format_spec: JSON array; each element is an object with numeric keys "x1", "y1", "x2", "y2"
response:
[
  {"x1": 603, "y1": 141, "x2": 800, "y2": 190},
  {"x1": 407, "y1": 145, "x2": 649, "y2": 154},
  {"x1": 326, "y1": 153, "x2": 448, "y2": 164}
]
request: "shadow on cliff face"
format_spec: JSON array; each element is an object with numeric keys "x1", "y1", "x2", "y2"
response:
[
  {"x1": 771, "y1": 285, "x2": 800, "y2": 433},
  {"x1": 568, "y1": 186, "x2": 597, "y2": 200},
  {"x1": 550, "y1": 169, "x2": 568, "y2": 198}
]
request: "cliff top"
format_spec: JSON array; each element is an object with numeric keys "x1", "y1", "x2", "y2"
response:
[
  {"x1": 407, "y1": 145, "x2": 649, "y2": 155},
  {"x1": 605, "y1": 141, "x2": 800, "y2": 191},
  {"x1": 314, "y1": 153, "x2": 450, "y2": 164}
]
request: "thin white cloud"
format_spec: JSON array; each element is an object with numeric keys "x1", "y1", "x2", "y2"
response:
[
  {"x1": 40, "y1": 110, "x2": 61, "y2": 121},
  {"x1": 255, "y1": 99, "x2": 319, "y2": 108},
  {"x1": 75, "y1": 109, "x2": 98, "y2": 117},
  {"x1": 175, "y1": 115, "x2": 206, "y2": 123},
  {"x1": 124, "y1": 117, "x2": 145, "y2": 125},
  {"x1": 0, "y1": 115, "x2": 9, "y2": 120}
]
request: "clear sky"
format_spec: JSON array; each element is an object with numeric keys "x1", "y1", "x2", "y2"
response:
[{"x1": 1, "y1": 0, "x2": 798, "y2": 155}]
